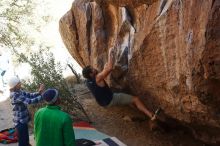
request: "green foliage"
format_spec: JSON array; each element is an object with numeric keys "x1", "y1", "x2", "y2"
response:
[
  {"x1": 1, "y1": 0, "x2": 91, "y2": 122},
  {"x1": 0, "y1": 0, "x2": 34, "y2": 48},
  {"x1": 20, "y1": 48, "x2": 70, "y2": 97},
  {"x1": 0, "y1": 0, "x2": 51, "y2": 49},
  {"x1": 18, "y1": 48, "x2": 91, "y2": 122}
]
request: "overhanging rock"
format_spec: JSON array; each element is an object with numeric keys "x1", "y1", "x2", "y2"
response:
[{"x1": 59, "y1": 0, "x2": 220, "y2": 144}]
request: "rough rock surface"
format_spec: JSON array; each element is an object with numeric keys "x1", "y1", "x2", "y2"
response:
[{"x1": 59, "y1": 0, "x2": 220, "y2": 144}]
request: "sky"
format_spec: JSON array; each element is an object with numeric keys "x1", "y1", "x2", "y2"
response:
[
  {"x1": 0, "y1": 0, "x2": 80, "y2": 101},
  {"x1": 37, "y1": 0, "x2": 81, "y2": 76},
  {"x1": 0, "y1": 0, "x2": 80, "y2": 79}
]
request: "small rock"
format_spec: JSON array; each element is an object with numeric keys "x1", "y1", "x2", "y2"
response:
[{"x1": 122, "y1": 115, "x2": 132, "y2": 122}]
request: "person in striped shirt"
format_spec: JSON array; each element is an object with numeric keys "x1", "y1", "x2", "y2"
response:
[{"x1": 8, "y1": 76, "x2": 44, "y2": 146}]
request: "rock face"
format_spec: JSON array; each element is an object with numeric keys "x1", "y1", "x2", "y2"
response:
[{"x1": 59, "y1": 0, "x2": 220, "y2": 144}]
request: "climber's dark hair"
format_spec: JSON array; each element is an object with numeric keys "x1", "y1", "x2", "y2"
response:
[{"x1": 82, "y1": 66, "x2": 93, "y2": 79}]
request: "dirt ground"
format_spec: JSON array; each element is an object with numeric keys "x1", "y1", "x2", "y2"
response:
[{"x1": 75, "y1": 84, "x2": 207, "y2": 146}]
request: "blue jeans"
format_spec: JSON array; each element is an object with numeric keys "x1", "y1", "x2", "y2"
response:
[{"x1": 16, "y1": 122, "x2": 29, "y2": 146}]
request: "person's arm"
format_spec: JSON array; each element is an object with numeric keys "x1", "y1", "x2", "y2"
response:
[
  {"x1": 16, "y1": 91, "x2": 42, "y2": 105},
  {"x1": 38, "y1": 84, "x2": 45, "y2": 94},
  {"x1": 96, "y1": 47, "x2": 115, "y2": 83},
  {"x1": 63, "y1": 115, "x2": 76, "y2": 146},
  {"x1": 25, "y1": 84, "x2": 45, "y2": 99}
]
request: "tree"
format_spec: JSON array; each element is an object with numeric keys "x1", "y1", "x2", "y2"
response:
[
  {"x1": 0, "y1": 0, "x2": 34, "y2": 48},
  {"x1": 0, "y1": 0, "x2": 50, "y2": 50},
  {"x1": 18, "y1": 48, "x2": 91, "y2": 122},
  {"x1": 67, "y1": 63, "x2": 81, "y2": 84},
  {"x1": 0, "y1": 0, "x2": 91, "y2": 122}
]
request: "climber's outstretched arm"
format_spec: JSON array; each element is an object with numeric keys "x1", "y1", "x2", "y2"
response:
[{"x1": 96, "y1": 48, "x2": 114, "y2": 83}]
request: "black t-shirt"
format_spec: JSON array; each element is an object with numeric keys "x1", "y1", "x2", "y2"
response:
[{"x1": 86, "y1": 78, "x2": 113, "y2": 106}]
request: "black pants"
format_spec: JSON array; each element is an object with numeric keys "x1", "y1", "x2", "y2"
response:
[{"x1": 16, "y1": 122, "x2": 29, "y2": 146}]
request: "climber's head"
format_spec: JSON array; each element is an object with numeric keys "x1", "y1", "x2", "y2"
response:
[{"x1": 82, "y1": 66, "x2": 98, "y2": 79}]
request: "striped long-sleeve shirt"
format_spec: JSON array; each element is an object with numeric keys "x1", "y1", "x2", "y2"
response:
[{"x1": 10, "y1": 90, "x2": 43, "y2": 126}]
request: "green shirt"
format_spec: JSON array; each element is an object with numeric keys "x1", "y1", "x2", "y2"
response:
[{"x1": 34, "y1": 105, "x2": 75, "y2": 146}]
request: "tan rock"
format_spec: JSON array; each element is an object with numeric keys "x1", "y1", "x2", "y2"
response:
[{"x1": 59, "y1": 0, "x2": 220, "y2": 144}]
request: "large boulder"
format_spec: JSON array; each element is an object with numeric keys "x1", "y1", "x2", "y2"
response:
[{"x1": 59, "y1": 0, "x2": 220, "y2": 144}]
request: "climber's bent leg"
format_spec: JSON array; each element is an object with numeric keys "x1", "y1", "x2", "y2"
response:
[
  {"x1": 108, "y1": 93, "x2": 154, "y2": 120},
  {"x1": 108, "y1": 93, "x2": 133, "y2": 106}
]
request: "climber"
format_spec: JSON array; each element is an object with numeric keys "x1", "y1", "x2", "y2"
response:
[{"x1": 82, "y1": 47, "x2": 159, "y2": 121}]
